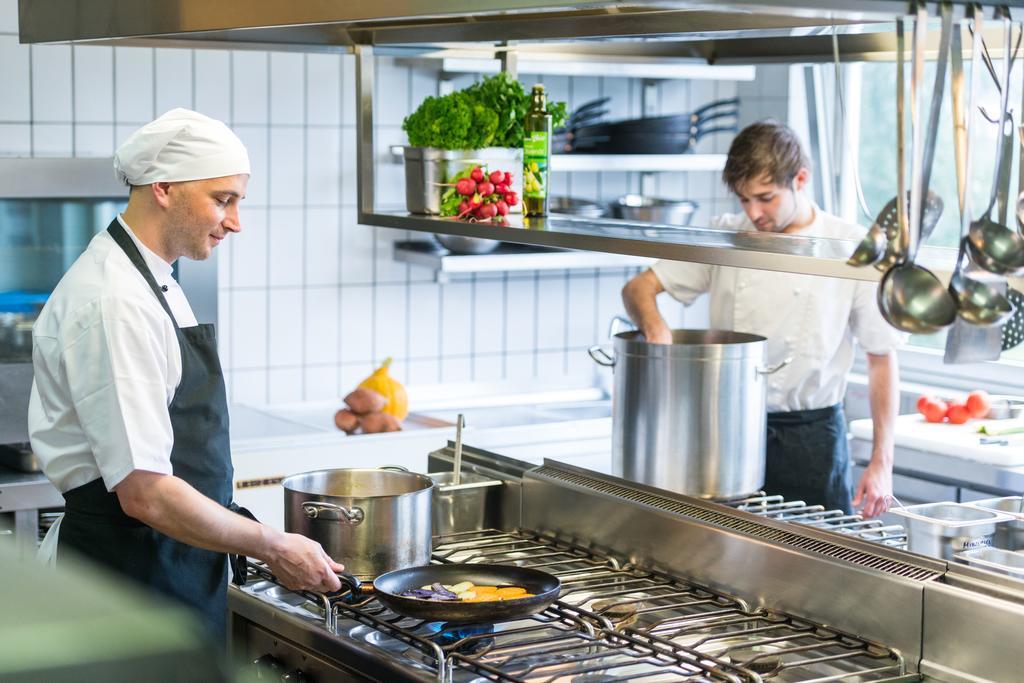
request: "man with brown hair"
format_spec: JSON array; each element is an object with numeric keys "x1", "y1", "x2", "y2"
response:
[{"x1": 622, "y1": 121, "x2": 902, "y2": 517}]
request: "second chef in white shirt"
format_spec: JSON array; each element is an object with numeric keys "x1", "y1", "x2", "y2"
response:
[{"x1": 623, "y1": 121, "x2": 904, "y2": 518}]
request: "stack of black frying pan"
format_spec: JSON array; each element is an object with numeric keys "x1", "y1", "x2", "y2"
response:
[{"x1": 554, "y1": 96, "x2": 740, "y2": 155}]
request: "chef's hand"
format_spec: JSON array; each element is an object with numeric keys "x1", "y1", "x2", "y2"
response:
[
  {"x1": 642, "y1": 325, "x2": 673, "y2": 344},
  {"x1": 264, "y1": 531, "x2": 346, "y2": 593},
  {"x1": 852, "y1": 459, "x2": 893, "y2": 519}
]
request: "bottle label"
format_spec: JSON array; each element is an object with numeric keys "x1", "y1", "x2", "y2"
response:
[{"x1": 523, "y1": 131, "x2": 549, "y2": 199}]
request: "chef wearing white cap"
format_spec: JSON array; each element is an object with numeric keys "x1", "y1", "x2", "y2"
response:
[{"x1": 28, "y1": 109, "x2": 345, "y2": 639}]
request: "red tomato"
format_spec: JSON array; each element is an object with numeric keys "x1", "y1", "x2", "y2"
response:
[
  {"x1": 965, "y1": 390, "x2": 991, "y2": 419},
  {"x1": 946, "y1": 403, "x2": 971, "y2": 424},
  {"x1": 916, "y1": 395, "x2": 931, "y2": 414},
  {"x1": 922, "y1": 399, "x2": 948, "y2": 423}
]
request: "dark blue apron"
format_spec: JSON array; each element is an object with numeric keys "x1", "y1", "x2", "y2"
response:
[
  {"x1": 58, "y1": 219, "x2": 234, "y2": 639},
  {"x1": 763, "y1": 404, "x2": 853, "y2": 513}
]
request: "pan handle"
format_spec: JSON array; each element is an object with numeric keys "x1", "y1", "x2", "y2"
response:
[
  {"x1": 302, "y1": 501, "x2": 365, "y2": 525},
  {"x1": 691, "y1": 97, "x2": 741, "y2": 120}
]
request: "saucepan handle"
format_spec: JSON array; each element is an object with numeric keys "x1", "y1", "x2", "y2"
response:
[
  {"x1": 588, "y1": 345, "x2": 616, "y2": 367},
  {"x1": 756, "y1": 356, "x2": 793, "y2": 375},
  {"x1": 607, "y1": 315, "x2": 635, "y2": 338},
  {"x1": 302, "y1": 501, "x2": 365, "y2": 525}
]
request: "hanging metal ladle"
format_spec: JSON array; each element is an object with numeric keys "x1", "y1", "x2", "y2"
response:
[
  {"x1": 949, "y1": 12, "x2": 1015, "y2": 327},
  {"x1": 878, "y1": 6, "x2": 957, "y2": 334},
  {"x1": 967, "y1": 11, "x2": 1024, "y2": 276}
]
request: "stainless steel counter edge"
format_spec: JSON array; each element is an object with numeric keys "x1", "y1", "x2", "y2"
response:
[{"x1": 0, "y1": 468, "x2": 63, "y2": 512}]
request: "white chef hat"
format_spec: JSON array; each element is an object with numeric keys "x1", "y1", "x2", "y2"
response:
[{"x1": 113, "y1": 108, "x2": 251, "y2": 186}]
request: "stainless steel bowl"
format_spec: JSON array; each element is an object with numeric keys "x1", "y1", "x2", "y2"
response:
[
  {"x1": 433, "y1": 233, "x2": 502, "y2": 255},
  {"x1": 612, "y1": 194, "x2": 698, "y2": 226},
  {"x1": 550, "y1": 196, "x2": 607, "y2": 219}
]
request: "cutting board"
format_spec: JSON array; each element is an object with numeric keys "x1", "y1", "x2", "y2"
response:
[{"x1": 848, "y1": 415, "x2": 1024, "y2": 466}]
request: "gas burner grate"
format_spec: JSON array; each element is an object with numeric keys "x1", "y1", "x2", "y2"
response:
[
  {"x1": 244, "y1": 528, "x2": 910, "y2": 682},
  {"x1": 532, "y1": 466, "x2": 936, "y2": 582},
  {"x1": 724, "y1": 493, "x2": 909, "y2": 550}
]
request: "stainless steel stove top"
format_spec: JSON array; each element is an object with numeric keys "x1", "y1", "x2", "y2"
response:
[{"x1": 231, "y1": 528, "x2": 912, "y2": 682}]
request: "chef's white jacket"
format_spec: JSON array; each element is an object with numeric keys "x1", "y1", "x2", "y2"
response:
[
  {"x1": 651, "y1": 208, "x2": 905, "y2": 413},
  {"x1": 28, "y1": 215, "x2": 197, "y2": 495}
]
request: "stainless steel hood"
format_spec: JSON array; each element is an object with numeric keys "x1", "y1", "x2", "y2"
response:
[
  {"x1": 19, "y1": 0, "x2": 1023, "y2": 61},
  {"x1": 17, "y1": 0, "x2": 1015, "y2": 282}
]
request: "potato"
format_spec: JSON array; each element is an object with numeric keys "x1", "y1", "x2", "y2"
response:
[
  {"x1": 344, "y1": 387, "x2": 387, "y2": 415},
  {"x1": 360, "y1": 411, "x2": 401, "y2": 434},
  {"x1": 333, "y1": 409, "x2": 360, "y2": 434}
]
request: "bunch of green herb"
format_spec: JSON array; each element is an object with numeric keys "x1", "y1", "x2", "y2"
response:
[{"x1": 402, "y1": 73, "x2": 567, "y2": 150}]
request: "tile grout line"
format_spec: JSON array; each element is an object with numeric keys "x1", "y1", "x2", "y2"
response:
[{"x1": 264, "y1": 51, "x2": 272, "y2": 402}]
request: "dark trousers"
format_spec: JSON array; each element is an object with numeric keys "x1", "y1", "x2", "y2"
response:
[{"x1": 763, "y1": 404, "x2": 853, "y2": 513}]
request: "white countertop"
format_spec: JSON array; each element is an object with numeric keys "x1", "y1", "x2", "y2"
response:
[{"x1": 849, "y1": 414, "x2": 1024, "y2": 466}]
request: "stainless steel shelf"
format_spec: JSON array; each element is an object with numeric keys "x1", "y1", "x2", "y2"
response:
[
  {"x1": 394, "y1": 239, "x2": 652, "y2": 282},
  {"x1": 366, "y1": 210, "x2": 958, "y2": 282}
]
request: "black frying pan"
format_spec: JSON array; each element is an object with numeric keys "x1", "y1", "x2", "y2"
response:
[{"x1": 336, "y1": 563, "x2": 561, "y2": 623}]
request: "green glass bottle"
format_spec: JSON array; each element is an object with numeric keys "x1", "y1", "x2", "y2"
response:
[{"x1": 523, "y1": 85, "x2": 552, "y2": 217}]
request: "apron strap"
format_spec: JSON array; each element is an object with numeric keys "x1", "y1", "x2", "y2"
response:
[{"x1": 106, "y1": 218, "x2": 181, "y2": 329}]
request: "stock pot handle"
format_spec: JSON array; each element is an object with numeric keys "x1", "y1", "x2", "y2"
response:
[
  {"x1": 756, "y1": 356, "x2": 793, "y2": 375},
  {"x1": 302, "y1": 501, "x2": 365, "y2": 525},
  {"x1": 377, "y1": 465, "x2": 409, "y2": 472},
  {"x1": 588, "y1": 345, "x2": 616, "y2": 367}
]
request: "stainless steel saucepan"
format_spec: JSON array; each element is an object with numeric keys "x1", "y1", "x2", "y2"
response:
[{"x1": 283, "y1": 466, "x2": 433, "y2": 579}]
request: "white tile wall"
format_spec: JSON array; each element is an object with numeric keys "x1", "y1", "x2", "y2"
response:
[{"x1": 1, "y1": 0, "x2": 785, "y2": 402}]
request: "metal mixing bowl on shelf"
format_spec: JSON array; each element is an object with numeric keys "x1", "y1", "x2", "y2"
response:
[
  {"x1": 611, "y1": 194, "x2": 698, "y2": 226},
  {"x1": 433, "y1": 233, "x2": 502, "y2": 254}
]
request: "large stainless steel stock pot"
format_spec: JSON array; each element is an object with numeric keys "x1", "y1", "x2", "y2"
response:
[
  {"x1": 283, "y1": 466, "x2": 433, "y2": 579},
  {"x1": 590, "y1": 329, "x2": 789, "y2": 499}
]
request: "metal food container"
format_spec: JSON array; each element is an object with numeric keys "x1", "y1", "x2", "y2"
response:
[
  {"x1": 429, "y1": 471, "x2": 503, "y2": 536},
  {"x1": 282, "y1": 467, "x2": 433, "y2": 579},
  {"x1": 590, "y1": 329, "x2": 789, "y2": 499},
  {"x1": 954, "y1": 546, "x2": 1024, "y2": 579},
  {"x1": 890, "y1": 502, "x2": 1014, "y2": 560},
  {"x1": 967, "y1": 497, "x2": 1024, "y2": 550},
  {"x1": 403, "y1": 146, "x2": 522, "y2": 215}
]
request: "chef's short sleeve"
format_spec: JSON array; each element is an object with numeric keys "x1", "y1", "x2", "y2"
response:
[
  {"x1": 650, "y1": 260, "x2": 713, "y2": 305},
  {"x1": 59, "y1": 296, "x2": 177, "y2": 489},
  {"x1": 850, "y1": 280, "x2": 907, "y2": 354}
]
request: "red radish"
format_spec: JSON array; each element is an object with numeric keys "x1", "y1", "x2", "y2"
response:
[
  {"x1": 470, "y1": 194, "x2": 482, "y2": 209},
  {"x1": 496, "y1": 183, "x2": 509, "y2": 194},
  {"x1": 504, "y1": 191, "x2": 518, "y2": 206},
  {"x1": 477, "y1": 181, "x2": 495, "y2": 197},
  {"x1": 456, "y1": 178, "x2": 476, "y2": 196},
  {"x1": 495, "y1": 200, "x2": 509, "y2": 216},
  {"x1": 489, "y1": 170, "x2": 504, "y2": 184},
  {"x1": 459, "y1": 199, "x2": 471, "y2": 214},
  {"x1": 470, "y1": 167, "x2": 485, "y2": 182},
  {"x1": 503, "y1": 171, "x2": 512, "y2": 185},
  {"x1": 478, "y1": 203, "x2": 498, "y2": 219}
]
